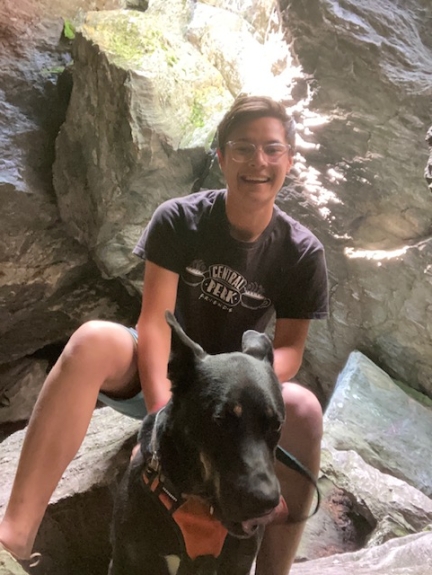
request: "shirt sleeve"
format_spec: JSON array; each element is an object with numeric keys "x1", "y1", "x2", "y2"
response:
[
  {"x1": 132, "y1": 199, "x2": 186, "y2": 274},
  {"x1": 274, "y1": 243, "x2": 329, "y2": 320}
]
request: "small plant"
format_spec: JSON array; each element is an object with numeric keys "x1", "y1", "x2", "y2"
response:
[
  {"x1": 63, "y1": 19, "x2": 76, "y2": 40},
  {"x1": 190, "y1": 99, "x2": 206, "y2": 128}
]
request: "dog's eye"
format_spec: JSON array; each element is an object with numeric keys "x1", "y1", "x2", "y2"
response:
[
  {"x1": 266, "y1": 419, "x2": 283, "y2": 443},
  {"x1": 213, "y1": 407, "x2": 241, "y2": 428}
]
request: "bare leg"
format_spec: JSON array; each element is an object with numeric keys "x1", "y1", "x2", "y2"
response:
[
  {"x1": 0, "y1": 321, "x2": 139, "y2": 559},
  {"x1": 256, "y1": 383, "x2": 323, "y2": 575}
]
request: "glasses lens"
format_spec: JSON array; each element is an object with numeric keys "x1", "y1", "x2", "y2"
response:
[
  {"x1": 229, "y1": 142, "x2": 255, "y2": 162},
  {"x1": 263, "y1": 143, "x2": 288, "y2": 160},
  {"x1": 227, "y1": 142, "x2": 289, "y2": 163}
]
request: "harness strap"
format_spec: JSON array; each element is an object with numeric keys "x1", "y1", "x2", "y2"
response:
[
  {"x1": 142, "y1": 470, "x2": 228, "y2": 559},
  {"x1": 142, "y1": 469, "x2": 182, "y2": 514},
  {"x1": 172, "y1": 497, "x2": 228, "y2": 560},
  {"x1": 276, "y1": 445, "x2": 321, "y2": 521}
]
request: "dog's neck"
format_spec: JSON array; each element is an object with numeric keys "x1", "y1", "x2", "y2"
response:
[{"x1": 156, "y1": 414, "x2": 210, "y2": 499}]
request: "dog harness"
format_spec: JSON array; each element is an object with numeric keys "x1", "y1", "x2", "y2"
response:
[
  {"x1": 141, "y1": 409, "x2": 228, "y2": 561},
  {"x1": 142, "y1": 454, "x2": 228, "y2": 560}
]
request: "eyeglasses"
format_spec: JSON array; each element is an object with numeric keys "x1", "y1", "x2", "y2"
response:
[{"x1": 225, "y1": 141, "x2": 291, "y2": 164}]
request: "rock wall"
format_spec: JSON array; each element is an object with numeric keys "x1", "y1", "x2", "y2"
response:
[
  {"x1": 0, "y1": 3, "x2": 431, "y2": 573},
  {"x1": 278, "y1": 0, "x2": 432, "y2": 398},
  {"x1": 2, "y1": 0, "x2": 431, "y2": 414}
]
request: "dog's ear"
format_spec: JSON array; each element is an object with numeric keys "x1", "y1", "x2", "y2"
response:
[
  {"x1": 165, "y1": 311, "x2": 206, "y2": 386},
  {"x1": 241, "y1": 330, "x2": 274, "y2": 365},
  {"x1": 165, "y1": 311, "x2": 206, "y2": 357}
]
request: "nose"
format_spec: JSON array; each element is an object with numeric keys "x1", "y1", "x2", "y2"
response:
[{"x1": 249, "y1": 146, "x2": 267, "y2": 166}]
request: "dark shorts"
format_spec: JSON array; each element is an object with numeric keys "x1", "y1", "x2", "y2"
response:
[{"x1": 97, "y1": 327, "x2": 147, "y2": 421}]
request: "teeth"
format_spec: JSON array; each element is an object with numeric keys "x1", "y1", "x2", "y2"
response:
[{"x1": 243, "y1": 177, "x2": 268, "y2": 182}]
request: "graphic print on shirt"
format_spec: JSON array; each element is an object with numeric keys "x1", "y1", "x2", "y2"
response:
[{"x1": 182, "y1": 260, "x2": 271, "y2": 312}]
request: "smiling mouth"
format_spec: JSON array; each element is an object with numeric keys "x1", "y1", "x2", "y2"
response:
[{"x1": 241, "y1": 176, "x2": 270, "y2": 183}]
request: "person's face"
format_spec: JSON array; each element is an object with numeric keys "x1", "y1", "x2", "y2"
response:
[{"x1": 217, "y1": 116, "x2": 293, "y2": 207}]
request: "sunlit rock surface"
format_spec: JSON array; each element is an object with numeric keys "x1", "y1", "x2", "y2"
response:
[{"x1": 1, "y1": 0, "x2": 432, "y2": 571}]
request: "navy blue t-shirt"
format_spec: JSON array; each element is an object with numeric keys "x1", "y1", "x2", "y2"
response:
[{"x1": 133, "y1": 189, "x2": 328, "y2": 354}]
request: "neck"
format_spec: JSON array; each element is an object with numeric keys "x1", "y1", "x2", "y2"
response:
[{"x1": 225, "y1": 194, "x2": 274, "y2": 242}]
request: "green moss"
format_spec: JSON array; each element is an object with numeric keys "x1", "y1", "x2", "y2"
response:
[
  {"x1": 41, "y1": 66, "x2": 66, "y2": 77},
  {"x1": 190, "y1": 99, "x2": 206, "y2": 128},
  {"x1": 394, "y1": 379, "x2": 432, "y2": 409},
  {"x1": 166, "y1": 53, "x2": 179, "y2": 67},
  {"x1": 98, "y1": 15, "x2": 177, "y2": 67},
  {"x1": 63, "y1": 19, "x2": 76, "y2": 40}
]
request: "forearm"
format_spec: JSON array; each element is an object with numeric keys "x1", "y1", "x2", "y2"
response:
[
  {"x1": 136, "y1": 261, "x2": 179, "y2": 413},
  {"x1": 137, "y1": 319, "x2": 172, "y2": 413},
  {"x1": 272, "y1": 318, "x2": 310, "y2": 383},
  {"x1": 273, "y1": 346, "x2": 303, "y2": 383}
]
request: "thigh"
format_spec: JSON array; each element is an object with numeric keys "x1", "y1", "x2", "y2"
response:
[{"x1": 279, "y1": 382, "x2": 323, "y2": 456}]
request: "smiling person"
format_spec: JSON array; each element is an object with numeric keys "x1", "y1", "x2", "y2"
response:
[{"x1": 0, "y1": 95, "x2": 328, "y2": 574}]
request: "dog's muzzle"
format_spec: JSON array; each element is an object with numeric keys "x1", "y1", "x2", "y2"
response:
[{"x1": 239, "y1": 495, "x2": 289, "y2": 536}]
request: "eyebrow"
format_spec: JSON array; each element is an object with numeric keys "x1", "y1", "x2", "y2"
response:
[{"x1": 232, "y1": 138, "x2": 285, "y2": 144}]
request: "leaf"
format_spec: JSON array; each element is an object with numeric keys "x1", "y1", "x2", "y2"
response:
[{"x1": 63, "y1": 19, "x2": 76, "y2": 40}]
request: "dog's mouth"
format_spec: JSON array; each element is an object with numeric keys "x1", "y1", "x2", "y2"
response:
[{"x1": 223, "y1": 496, "x2": 289, "y2": 538}]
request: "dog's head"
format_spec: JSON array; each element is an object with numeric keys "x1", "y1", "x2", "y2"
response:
[{"x1": 163, "y1": 311, "x2": 285, "y2": 538}]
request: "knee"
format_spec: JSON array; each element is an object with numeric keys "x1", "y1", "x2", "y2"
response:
[
  {"x1": 280, "y1": 383, "x2": 323, "y2": 447},
  {"x1": 60, "y1": 321, "x2": 119, "y2": 370}
]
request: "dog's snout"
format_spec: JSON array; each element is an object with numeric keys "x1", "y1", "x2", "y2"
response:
[
  {"x1": 222, "y1": 468, "x2": 280, "y2": 522},
  {"x1": 246, "y1": 472, "x2": 280, "y2": 514}
]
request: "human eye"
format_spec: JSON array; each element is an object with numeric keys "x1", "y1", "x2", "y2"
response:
[
  {"x1": 232, "y1": 142, "x2": 254, "y2": 154},
  {"x1": 264, "y1": 143, "x2": 286, "y2": 157}
]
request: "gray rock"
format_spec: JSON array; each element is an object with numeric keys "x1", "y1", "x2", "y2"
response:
[
  {"x1": 297, "y1": 350, "x2": 432, "y2": 562},
  {"x1": 0, "y1": 408, "x2": 140, "y2": 575},
  {"x1": 426, "y1": 126, "x2": 432, "y2": 192},
  {"x1": 324, "y1": 351, "x2": 432, "y2": 496},
  {"x1": 187, "y1": 2, "x2": 292, "y2": 98},
  {"x1": 0, "y1": 0, "x2": 142, "y2": 369},
  {"x1": 53, "y1": 6, "x2": 233, "y2": 287},
  {"x1": 277, "y1": 0, "x2": 432, "y2": 400},
  {"x1": 0, "y1": 549, "x2": 27, "y2": 575},
  {"x1": 320, "y1": 447, "x2": 432, "y2": 545},
  {"x1": 0, "y1": 408, "x2": 140, "y2": 512},
  {"x1": 0, "y1": 359, "x2": 48, "y2": 425},
  {"x1": 291, "y1": 531, "x2": 432, "y2": 575}
]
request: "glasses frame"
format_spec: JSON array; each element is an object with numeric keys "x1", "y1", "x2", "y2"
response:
[{"x1": 225, "y1": 140, "x2": 292, "y2": 164}]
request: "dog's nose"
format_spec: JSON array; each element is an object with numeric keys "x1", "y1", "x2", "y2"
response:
[
  {"x1": 246, "y1": 474, "x2": 280, "y2": 515},
  {"x1": 229, "y1": 471, "x2": 280, "y2": 520}
]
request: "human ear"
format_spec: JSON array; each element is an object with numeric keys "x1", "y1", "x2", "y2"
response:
[
  {"x1": 285, "y1": 154, "x2": 293, "y2": 174},
  {"x1": 217, "y1": 148, "x2": 226, "y2": 172}
]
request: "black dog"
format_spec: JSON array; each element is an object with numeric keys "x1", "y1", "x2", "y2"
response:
[{"x1": 108, "y1": 312, "x2": 286, "y2": 575}]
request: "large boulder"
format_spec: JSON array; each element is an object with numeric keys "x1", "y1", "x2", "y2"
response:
[
  {"x1": 292, "y1": 531, "x2": 432, "y2": 575},
  {"x1": 0, "y1": 0, "x2": 141, "y2": 385},
  {"x1": 277, "y1": 0, "x2": 432, "y2": 398},
  {"x1": 0, "y1": 408, "x2": 140, "y2": 575},
  {"x1": 298, "y1": 351, "x2": 432, "y2": 562},
  {"x1": 324, "y1": 351, "x2": 432, "y2": 496}
]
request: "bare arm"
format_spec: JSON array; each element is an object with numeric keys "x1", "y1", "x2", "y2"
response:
[
  {"x1": 272, "y1": 318, "x2": 310, "y2": 383},
  {"x1": 136, "y1": 260, "x2": 179, "y2": 413}
]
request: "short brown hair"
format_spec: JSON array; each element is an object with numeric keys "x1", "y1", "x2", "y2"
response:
[{"x1": 217, "y1": 95, "x2": 295, "y2": 152}]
